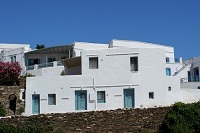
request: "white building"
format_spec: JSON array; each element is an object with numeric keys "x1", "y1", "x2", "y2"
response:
[
  {"x1": 25, "y1": 39, "x2": 198, "y2": 116},
  {"x1": 0, "y1": 43, "x2": 31, "y2": 73},
  {"x1": 23, "y1": 42, "x2": 108, "y2": 76}
]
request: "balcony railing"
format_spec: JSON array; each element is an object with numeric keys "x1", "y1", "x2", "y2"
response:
[
  {"x1": 181, "y1": 75, "x2": 200, "y2": 82},
  {"x1": 26, "y1": 61, "x2": 63, "y2": 71},
  {"x1": 57, "y1": 61, "x2": 63, "y2": 66},
  {"x1": 26, "y1": 65, "x2": 34, "y2": 70}
]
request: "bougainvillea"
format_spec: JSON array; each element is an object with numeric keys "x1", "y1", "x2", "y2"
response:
[{"x1": 0, "y1": 62, "x2": 22, "y2": 85}]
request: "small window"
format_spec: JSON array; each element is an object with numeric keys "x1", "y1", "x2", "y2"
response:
[
  {"x1": 130, "y1": 57, "x2": 138, "y2": 71},
  {"x1": 48, "y1": 94, "x2": 56, "y2": 105},
  {"x1": 166, "y1": 57, "x2": 170, "y2": 63},
  {"x1": 97, "y1": 91, "x2": 105, "y2": 103},
  {"x1": 149, "y1": 92, "x2": 154, "y2": 99},
  {"x1": 48, "y1": 57, "x2": 56, "y2": 62},
  {"x1": 166, "y1": 68, "x2": 171, "y2": 76},
  {"x1": 22, "y1": 91, "x2": 25, "y2": 99},
  {"x1": 198, "y1": 86, "x2": 200, "y2": 89},
  {"x1": 10, "y1": 56, "x2": 16, "y2": 62},
  {"x1": 168, "y1": 87, "x2": 171, "y2": 91},
  {"x1": 89, "y1": 57, "x2": 98, "y2": 69}
]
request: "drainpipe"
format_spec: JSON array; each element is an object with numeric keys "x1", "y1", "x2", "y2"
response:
[
  {"x1": 93, "y1": 78, "x2": 97, "y2": 110},
  {"x1": 45, "y1": 53, "x2": 48, "y2": 67},
  {"x1": 68, "y1": 50, "x2": 71, "y2": 58},
  {"x1": 26, "y1": 54, "x2": 29, "y2": 66}
]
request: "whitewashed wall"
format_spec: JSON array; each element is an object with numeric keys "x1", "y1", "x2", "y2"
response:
[
  {"x1": 26, "y1": 66, "x2": 64, "y2": 76},
  {"x1": 73, "y1": 42, "x2": 108, "y2": 56},
  {"x1": 0, "y1": 43, "x2": 30, "y2": 51},
  {"x1": 25, "y1": 47, "x2": 181, "y2": 115},
  {"x1": 110, "y1": 39, "x2": 175, "y2": 59}
]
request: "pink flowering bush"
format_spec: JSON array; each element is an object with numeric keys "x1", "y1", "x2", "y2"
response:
[{"x1": 0, "y1": 62, "x2": 22, "y2": 86}]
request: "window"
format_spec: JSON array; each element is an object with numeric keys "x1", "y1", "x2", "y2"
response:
[
  {"x1": 166, "y1": 68, "x2": 171, "y2": 76},
  {"x1": 48, "y1": 94, "x2": 56, "y2": 105},
  {"x1": 166, "y1": 57, "x2": 170, "y2": 63},
  {"x1": 10, "y1": 56, "x2": 16, "y2": 62},
  {"x1": 89, "y1": 57, "x2": 98, "y2": 69},
  {"x1": 22, "y1": 91, "x2": 25, "y2": 99},
  {"x1": 130, "y1": 57, "x2": 138, "y2": 71},
  {"x1": 149, "y1": 92, "x2": 154, "y2": 99},
  {"x1": 48, "y1": 57, "x2": 56, "y2": 62},
  {"x1": 168, "y1": 87, "x2": 171, "y2": 91},
  {"x1": 97, "y1": 91, "x2": 105, "y2": 103},
  {"x1": 28, "y1": 59, "x2": 40, "y2": 66}
]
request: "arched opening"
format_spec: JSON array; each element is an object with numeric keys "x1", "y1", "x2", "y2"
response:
[
  {"x1": 9, "y1": 94, "x2": 17, "y2": 115},
  {"x1": 166, "y1": 68, "x2": 171, "y2": 76}
]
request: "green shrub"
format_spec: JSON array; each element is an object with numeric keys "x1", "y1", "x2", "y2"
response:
[
  {"x1": 60, "y1": 70, "x2": 65, "y2": 76},
  {"x1": 17, "y1": 107, "x2": 25, "y2": 114},
  {"x1": 20, "y1": 73, "x2": 35, "y2": 78},
  {"x1": 159, "y1": 101, "x2": 200, "y2": 133},
  {"x1": 0, "y1": 102, "x2": 6, "y2": 117}
]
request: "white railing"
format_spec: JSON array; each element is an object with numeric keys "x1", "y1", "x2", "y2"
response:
[
  {"x1": 26, "y1": 61, "x2": 63, "y2": 70},
  {"x1": 26, "y1": 65, "x2": 34, "y2": 70},
  {"x1": 57, "y1": 61, "x2": 63, "y2": 66}
]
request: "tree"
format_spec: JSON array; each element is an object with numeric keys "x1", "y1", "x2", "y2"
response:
[
  {"x1": 36, "y1": 44, "x2": 45, "y2": 49},
  {"x1": 0, "y1": 62, "x2": 22, "y2": 85}
]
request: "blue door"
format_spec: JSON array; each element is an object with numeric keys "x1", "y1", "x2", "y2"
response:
[
  {"x1": 32, "y1": 94, "x2": 40, "y2": 114},
  {"x1": 124, "y1": 89, "x2": 134, "y2": 108},
  {"x1": 75, "y1": 90, "x2": 87, "y2": 110}
]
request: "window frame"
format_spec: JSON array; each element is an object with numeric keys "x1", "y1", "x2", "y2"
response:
[
  {"x1": 166, "y1": 68, "x2": 171, "y2": 76},
  {"x1": 97, "y1": 91, "x2": 106, "y2": 103},
  {"x1": 168, "y1": 86, "x2": 171, "y2": 91},
  {"x1": 48, "y1": 94, "x2": 56, "y2": 105},
  {"x1": 130, "y1": 57, "x2": 138, "y2": 72},
  {"x1": 10, "y1": 56, "x2": 16, "y2": 62},
  {"x1": 89, "y1": 57, "x2": 98, "y2": 69},
  {"x1": 149, "y1": 92, "x2": 154, "y2": 99},
  {"x1": 166, "y1": 57, "x2": 170, "y2": 63}
]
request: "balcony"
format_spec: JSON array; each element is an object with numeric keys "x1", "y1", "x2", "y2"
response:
[
  {"x1": 181, "y1": 75, "x2": 200, "y2": 83},
  {"x1": 26, "y1": 61, "x2": 63, "y2": 71},
  {"x1": 25, "y1": 61, "x2": 64, "y2": 76}
]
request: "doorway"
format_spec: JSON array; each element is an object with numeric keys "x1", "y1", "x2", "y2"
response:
[
  {"x1": 124, "y1": 89, "x2": 135, "y2": 108},
  {"x1": 75, "y1": 90, "x2": 87, "y2": 110},
  {"x1": 32, "y1": 94, "x2": 40, "y2": 114}
]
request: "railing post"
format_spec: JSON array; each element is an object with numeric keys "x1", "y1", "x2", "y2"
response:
[
  {"x1": 34, "y1": 64, "x2": 38, "y2": 70},
  {"x1": 53, "y1": 61, "x2": 57, "y2": 67},
  {"x1": 179, "y1": 57, "x2": 182, "y2": 63}
]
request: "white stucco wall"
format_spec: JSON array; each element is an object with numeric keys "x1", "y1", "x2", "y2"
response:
[
  {"x1": 181, "y1": 82, "x2": 200, "y2": 89},
  {"x1": 73, "y1": 42, "x2": 108, "y2": 56},
  {"x1": 25, "y1": 47, "x2": 181, "y2": 115},
  {"x1": 180, "y1": 88, "x2": 200, "y2": 103},
  {"x1": 0, "y1": 43, "x2": 30, "y2": 51},
  {"x1": 26, "y1": 66, "x2": 64, "y2": 76},
  {"x1": 110, "y1": 39, "x2": 175, "y2": 59}
]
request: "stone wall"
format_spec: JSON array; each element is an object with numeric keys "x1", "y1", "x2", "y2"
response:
[
  {"x1": 0, "y1": 78, "x2": 25, "y2": 116},
  {"x1": 0, "y1": 107, "x2": 171, "y2": 132}
]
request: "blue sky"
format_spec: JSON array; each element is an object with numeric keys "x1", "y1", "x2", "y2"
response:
[{"x1": 0, "y1": 0, "x2": 200, "y2": 59}]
